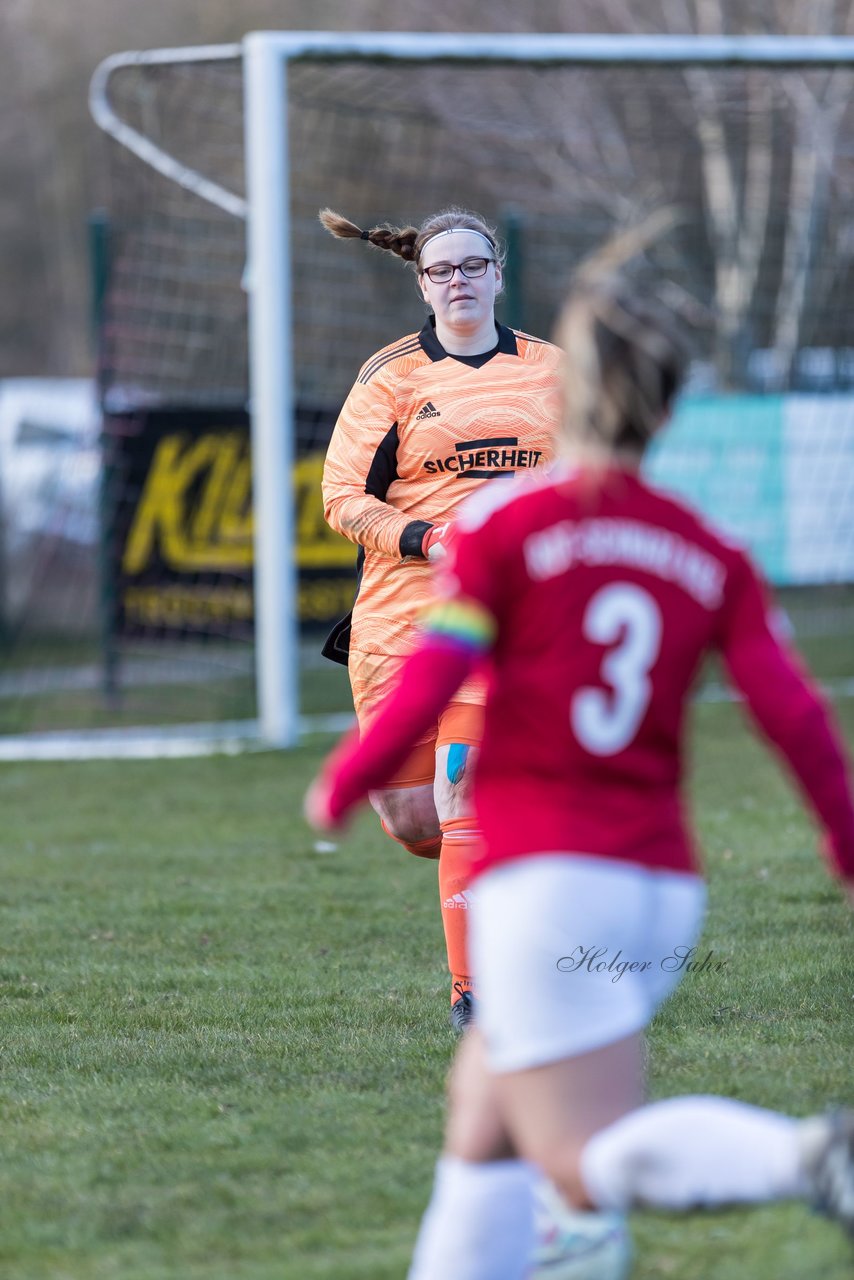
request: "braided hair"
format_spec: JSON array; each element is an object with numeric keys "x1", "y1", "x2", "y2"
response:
[
  {"x1": 318, "y1": 206, "x2": 504, "y2": 271},
  {"x1": 554, "y1": 210, "x2": 689, "y2": 457}
]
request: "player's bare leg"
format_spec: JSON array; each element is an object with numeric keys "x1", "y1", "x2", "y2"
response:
[
  {"x1": 368, "y1": 782, "x2": 442, "y2": 858},
  {"x1": 494, "y1": 1032, "x2": 644, "y2": 1208},
  {"x1": 409, "y1": 1031, "x2": 633, "y2": 1279},
  {"x1": 444, "y1": 1026, "x2": 515, "y2": 1162},
  {"x1": 477, "y1": 1031, "x2": 637, "y2": 1278},
  {"x1": 495, "y1": 1033, "x2": 848, "y2": 1231}
]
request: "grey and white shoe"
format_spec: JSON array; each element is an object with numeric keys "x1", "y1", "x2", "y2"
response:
[
  {"x1": 800, "y1": 1108, "x2": 854, "y2": 1237},
  {"x1": 530, "y1": 1178, "x2": 632, "y2": 1279}
]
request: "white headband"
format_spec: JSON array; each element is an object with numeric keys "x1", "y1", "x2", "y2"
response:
[{"x1": 420, "y1": 227, "x2": 495, "y2": 254}]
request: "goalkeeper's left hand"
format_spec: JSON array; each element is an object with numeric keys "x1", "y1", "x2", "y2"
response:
[{"x1": 421, "y1": 522, "x2": 451, "y2": 561}]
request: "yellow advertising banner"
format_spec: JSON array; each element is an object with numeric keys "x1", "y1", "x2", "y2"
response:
[{"x1": 108, "y1": 406, "x2": 355, "y2": 636}]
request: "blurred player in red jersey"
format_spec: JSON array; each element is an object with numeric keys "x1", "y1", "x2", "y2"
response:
[
  {"x1": 307, "y1": 216, "x2": 854, "y2": 1279},
  {"x1": 319, "y1": 206, "x2": 562, "y2": 1028}
]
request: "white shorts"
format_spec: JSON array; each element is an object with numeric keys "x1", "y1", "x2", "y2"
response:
[{"x1": 470, "y1": 854, "x2": 707, "y2": 1073}]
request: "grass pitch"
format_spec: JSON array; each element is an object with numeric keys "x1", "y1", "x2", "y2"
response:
[{"x1": 0, "y1": 699, "x2": 852, "y2": 1279}]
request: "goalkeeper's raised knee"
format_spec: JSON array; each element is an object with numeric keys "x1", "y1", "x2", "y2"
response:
[{"x1": 381, "y1": 819, "x2": 442, "y2": 860}]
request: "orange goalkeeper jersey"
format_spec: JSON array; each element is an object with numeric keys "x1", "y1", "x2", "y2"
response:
[{"x1": 322, "y1": 318, "x2": 562, "y2": 658}]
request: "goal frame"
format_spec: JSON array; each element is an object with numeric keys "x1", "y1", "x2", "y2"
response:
[{"x1": 89, "y1": 31, "x2": 854, "y2": 750}]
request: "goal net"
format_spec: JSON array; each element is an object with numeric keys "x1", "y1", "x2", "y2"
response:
[{"x1": 2, "y1": 33, "x2": 852, "y2": 757}]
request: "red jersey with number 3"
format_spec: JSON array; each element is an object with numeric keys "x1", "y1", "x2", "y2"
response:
[{"x1": 436, "y1": 463, "x2": 853, "y2": 875}]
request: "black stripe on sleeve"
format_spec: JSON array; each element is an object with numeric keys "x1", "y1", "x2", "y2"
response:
[
  {"x1": 358, "y1": 337, "x2": 421, "y2": 384},
  {"x1": 363, "y1": 423, "x2": 431, "y2": 559}
]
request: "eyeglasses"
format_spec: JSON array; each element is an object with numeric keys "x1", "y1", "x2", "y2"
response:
[{"x1": 420, "y1": 257, "x2": 495, "y2": 284}]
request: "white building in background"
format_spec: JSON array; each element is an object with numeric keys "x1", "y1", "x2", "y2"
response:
[{"x1": 0, "y1": 379, "x2": 101, "y2": 629}]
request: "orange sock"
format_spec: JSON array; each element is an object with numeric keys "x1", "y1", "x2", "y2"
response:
[
  {"x1": 380, "y1": 819, "x2": 442, "y2": 860},
  {"x1": 439, "y1": 815, "x2": 480, "y2": 1003}
]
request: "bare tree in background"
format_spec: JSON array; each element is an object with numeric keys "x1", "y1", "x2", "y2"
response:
[
  {"x1": 2, "y1": 0, "x2": 854, "y2": 380},
  {"x1": 404, "y1": 0, "x2": 854, "y2": 387},
  {"x1": 684, "y1": 0, "x2": 854, "y2": 383},
  {"x1": 0, "y1": 0, "x2": 438, "y2": 376}
]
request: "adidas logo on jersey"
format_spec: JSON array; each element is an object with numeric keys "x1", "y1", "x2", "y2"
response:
[
  {"x1": 415, "y1": 401, "x2": 441, "y2": 420},
  {"x1": 442, "y1": 892, "x2": 471, "y2": 910}
]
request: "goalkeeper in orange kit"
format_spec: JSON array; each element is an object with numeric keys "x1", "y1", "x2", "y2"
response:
[{"x1": 319, "y1": 205, "x2": 562, "y2": 1027}]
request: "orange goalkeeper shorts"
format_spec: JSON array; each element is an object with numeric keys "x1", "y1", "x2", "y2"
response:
[{"x1": 350, "y1": 649, "x2": 485, "y2": 789}]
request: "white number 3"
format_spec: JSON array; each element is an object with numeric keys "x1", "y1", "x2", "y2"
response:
[{"x1": 571, "y1": 583, "x2": 662, "y2": 756}]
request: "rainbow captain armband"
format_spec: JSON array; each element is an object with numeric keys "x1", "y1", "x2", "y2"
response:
[{"x1": 422, "y1": 598, "x2": 496, "y2": 653}]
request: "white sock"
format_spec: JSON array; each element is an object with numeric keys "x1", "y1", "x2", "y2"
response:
[
  {"x1": 581, "y1": 1095, "x2": 807, "y2": 1211},
  {"x1": 408, "y1": 1155, "x2": 536, "y2": 1280}
]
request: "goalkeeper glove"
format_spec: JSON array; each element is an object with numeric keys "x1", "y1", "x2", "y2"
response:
[{"x1": 421, "y1": 523, "x2": 450, "y2": 561}]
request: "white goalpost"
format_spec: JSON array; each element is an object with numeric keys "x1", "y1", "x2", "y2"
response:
[
  {"x1": 236, "y1": 31, "x2": 854, "y2": 749},
  {"x1": 6, "y1": 30, "x2": 850, "y2": 760}
]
